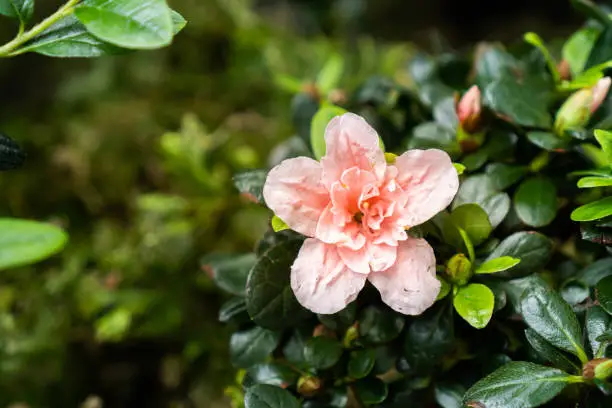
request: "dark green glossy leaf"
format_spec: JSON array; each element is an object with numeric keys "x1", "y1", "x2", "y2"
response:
[
  {"x1": 245, "y1": 239, "x2": 310, "y2": 330},
  {"x1": 587, "y1": 306, "x2": 612, "y2": 358},
  {"x1": 498, "y1": 274, "x2": 549, "y2": 313},
  {"x1": 525, "y1": 328, "x2": 580, "y2": 373},
  {"x1": 474, "y1": 45, "x2": 519, "y2": 86},
  {"x1": 304, "y1": 336, "x2": 343, "y2": 370},
  {"x1": 577, "y1": 258, "x2": 612, "y2": 286},
  {"x1": 514, "y1": 177, "x2": 558, "y2": 227},
  {"x1": 559, "y1": 280, "x2": 590, "y2": 306},
  {"x1": 453, "y1": 283, "x2": 494, "y2": 329},
  {"x1": 234, "y1": 170, "x2": 268, "y2": 204},
  {"x1": 434, "y1": 383, "x2": 465, "y2": 408},
  {"x1": 244, "y1": 384, "x2": 300, "y2": 408},
  {"x1": 353, "y1": 377, "x2": 388, "y2": 405},
  {"x1": 586, "y1": 27, "x2": 612, "y2": 69},
  {"x1": 407, "y1": 122, "x2": 459, "y2": 154},
  {"x1": 485, "y1": 232, "x2": 553, "y2": 278},
  {"x1": 0, "y1": 218, "x2": 68, "y2": 270},
  {"x1": 463, "y1": 150, "x2": 489, "y2": 172},
  {"x1": 526, "y1": 131, "x2": 569, "y2": 151},
  {"x1": 463, "y1": 362, "x2": 571, "y2": 408},
  {"x1": 570, "y1": 0, "x2": 612, "y2": 27},
  {"x1": 244, "y1": 363, "x2": 299, "y2": 388},
  {"x1": 317, "y1": 302, "x2": 356, "y2": 331},
  {"x1": 520, "y1": 286, "x2": 587, "y2": 362},
  {"x1": 230, "y1": 326, "x2": 281, "y2": 368},
  {"x1": 485, "y1": 163, "x2": 528, "y2": 190},
  {"x1": 0, "y1": 0, "x2": 33, "y2": 22},
  {"x1": 201, "y1": 253, "x2": 255, "y2": 296},
  {"x1": 283, "y1": 328, "x2": 309, "y2": 367},
  {"x1": 359, "y1": 306, "x2": 405, "y2": 344},
  {"x1": 348, "y1": 349, "x2": 376, "y2": 379},
  {"x1": 597, "y1": 275, "x2": 612, "y2": 316},
  {"x1": 453, "y1": 174, "x2": 510, "y2": 228},
  {"x1": 75, "y1": 0, "x2": 174, "y2": 49},
  {"x1": 218, "y1": 297, "x2": 249, "y2": 323}
]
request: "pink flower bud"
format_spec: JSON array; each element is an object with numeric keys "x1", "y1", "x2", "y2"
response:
[
  {"x1": 554, "y1": 77, "x2": 611, "y2": 133},
  {"x1": 590, "y1": 77, "x2": 611, "y2": 114},
  {"x1": 456, "y1": 85, "x2": 482, "y2": 134}
]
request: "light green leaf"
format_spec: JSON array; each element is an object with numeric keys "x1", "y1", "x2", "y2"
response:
[
  {"x1": 577, "y1": 176, "x2": 612, "y2": 188},
  {"x1": 514, "y1": 177, "x2": 558, "y2": 227},
  {"x1": 595, "y1": 129, "x2": 612, "y2": 165},
  {"x1": 0, "y1": 218, "x2": 68, "y2": 270},
  {"x1": 0, "y1": 0, "x2": 33, "y2": 23},
  {"x1": 75, "y1": 0, "x2": 174, "y2": 49},
  {"x1": 316, "y1": 53, "x2": 344, "y2": 94},
  {"x1": 310, "y1": 105, "x2": 348, "y2": 159},
  {"x1": 271, "y1": 216, "x2": 289, "y2": 232},
  {"x1": 170, "y1": 9, "x2": 187, "y2": 35},
  {"x1": 453, "y1": 283, "x2": 494, "y2": 329},
  {"x1": 453, "y1": 162, "x2": 466, "y2": 175},
  {"x1": 446, "y1": 203, "x2": 492, "y2": 247},
  {"x1": 475, "y1": 257, "x2": 521, "y2": 274},
  {"x1": 571, "y1": 196, "x2": 612, "y2": 221},
  {"x1": 563, "y1": 26, "x2": 601, "y2": 76}
]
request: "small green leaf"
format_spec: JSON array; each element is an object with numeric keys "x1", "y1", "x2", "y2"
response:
[
  {"x1": 230, "y1": 326, "x2": 282, "y2": 368},
  {"x1": 304, "y1": 337, "x2": 343, "y2": 370},
  {"x1": 524, "y1": 32, "x2": 560, "y2": 83},
  {"x1": 201, "y1": 253, "x2": 255, "y2": 296},
  {"x1": 436, "y1": 277, "x2": 451, "y2": 300},
  {"x1": 358, "y1": 306, "x2": 405, "y2": 344},
  {"x1": 485, "y1": 232, "x2": 553, "y2": 278},
  {"x1": 434, "y1": 383, "x2": 465, "y2": 408},
  {"x1": 486, "y1": 163, "x2": 528, "y2": 190},
  {"x1": 271, "y1": 215, "x2": 289, "y2": 232},
  {"x1": 317, "y1": 303, "x2": 356, "y2": 331},
  {"x1": 316, "y1": 54, "x2": 344, "y2": 94},
  {"x1": 218, "y1": 297, "x2": 249, "y2": 324},
  {"x1": 525, "y1": 328, "x2": 580, "y2": 373},
  {"x1": 578, "y1": 176, "x2": 612, "y2": 188},
  {"x1": 463, "y1": 362, "x2": 573, "y2": 408},
  {"x1": 453, "y1": 162, "x2": 466, "y2": 175},
  {"x1": 75, "y1": 0, "x2": 174, "y2": 49},
  {"x1": 0, "y1": 0, "x2": 33, "y2": 23},
  {"x1": 244, "y1": 363, "x2": 298, "y2": 389},
  {"x1": 475, "y1": 257, "x2": 521, "y2": 274},
  {"x1": 597, "y1": 275, "x2": 612, "y2": 316},
  {"x1": 526, "y1": 131, "x2": 569, "y2": 151},
  {"x1": 520, "y1": 286, "x2": 587, "y2": 363},
  {"x1": 244, "y1": 384, "x2": 300, "y2": 408},
  {"x1": 559, "y1": 280, "x2": 589, "y2": 306},
  {"x1": 0, "y1": 218, "x2": 68, "y2": 270},
  {"x1": 577, "y1": 258, "x2": 612, "y2": 286},
  {"x1": 234, "y1": 170, "x2": 268, "y2": 204},
  {"x1": 245, "y1": 239, "x2": 310, "y2": 330},
  {"x1": 514, "y1": 177, "x2": 558, "y2": 227},
  {"x1": 310, "y1": 105, "x2": 347, "y2": 159},
  {"x1": 587, "y1": 306, "x2": 612, "y2": 358},
  {"x1": 348, "y1": 349, "x2": 376, "y2": 379},
  {"x1": 453, "y1": 174, "x2": 510, "y2": 228},
  {"x1": 445, "y1": 203, "x2": 492, "y2": 247},
  {"x1": 595, "y1": 129, "x2": 612, "y2": 165},
  {"x1": 170, "y1": 9, "x2": 187, "y2": 35},
  {"x1": 353, "y1": 378, "x2": 388, "y2": 405},
  {"x1": 563, "y1": 26, "x2": 601, "y2": 76},
  {"x1": 453, "y1": 283, "x2": 494, "y2": 329},
  {"x1": 571, "y1": 196, "x2": 612, "y2": 221}
]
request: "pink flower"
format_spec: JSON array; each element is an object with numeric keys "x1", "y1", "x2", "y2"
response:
[
  {"x1": 263, "y1": 113, "x2": 459, "y2": 315},
  {"x1": 456, "y1": 85, "x2": 482, "y2": 134}
]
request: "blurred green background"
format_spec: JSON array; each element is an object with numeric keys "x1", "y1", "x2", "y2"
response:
[{"x1": 0, "y1": 0, "x2": 582, "y2": 406}]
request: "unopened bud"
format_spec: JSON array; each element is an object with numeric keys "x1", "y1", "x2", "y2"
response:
[
  {"x1": 446, "y1": 254, "x2": 473, "y2": 286},
  {"x1": 456, "y1": 85, "x2": 483, "y2": 134},
  {"x1": 297, "y1": 376, "x2": 322, "y2": 396},
  {"x1": 328, "y1": 89, "x2": 347, "y2": 105},
  {"x1": 343, "y1": 322, "x2": 359, "y2": 348},
  {"x1": 557, "y1": 59, "x2": 571, "y2": 81},
  {"x1": 555, "y1": 77, "x2": 611, "y2": 134},
  {"x1": 583, "y1": 358, "x2": 611, "y2": 379}
]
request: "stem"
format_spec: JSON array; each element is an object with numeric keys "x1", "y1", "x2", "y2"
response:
[{"x1": 0, "y1": 0, "x2": 82, "y2": 57}]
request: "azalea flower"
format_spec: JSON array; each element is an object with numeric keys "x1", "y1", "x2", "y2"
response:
[{"x1": 263, "y1": 113, "x2": 459, "y2": 315}]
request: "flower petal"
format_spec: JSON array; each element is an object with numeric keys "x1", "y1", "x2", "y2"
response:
[
  {"x1": 337, "y1": 242, "x2": 397, "y2": 274},
  {"x1": 291, "y1": 238, "x2": 367, "y2": 314},
  {"x1": 394, "y1": 149, "x2": 459, "y2": 227},
  {"x1": 263, "y1": 157, "x2": 330, "y2": 237},
  {"x1": 368, "y1": 237, "x2": 439, "y2": 315},
  {"x1": 321, "y1": 113, "x2": 386, "y2": 187}
]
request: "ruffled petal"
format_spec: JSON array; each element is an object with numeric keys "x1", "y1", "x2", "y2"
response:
[
  {"x1": 263, "y1": 157, "x2": 330, "y2": 237},
  {"x1": 291, "y1": 238, "x2": 367, "y2": 314},
  {"x1": 368, "y1": 237, "x2": 439, "y2": 315},
  {"x1": 394, "y1": 149, "x2": 459, "y2": 227}
]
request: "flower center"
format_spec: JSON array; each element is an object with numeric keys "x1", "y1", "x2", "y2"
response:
[{"x1": 353, "y1": 212, "x2": 364, "y2": 224}]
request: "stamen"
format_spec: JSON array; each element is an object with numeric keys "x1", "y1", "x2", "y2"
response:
[{"x1": 353, "y1": 212, "x2": 364, "y2": 223}]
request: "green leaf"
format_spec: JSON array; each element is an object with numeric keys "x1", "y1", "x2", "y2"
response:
[
  {"x1": 0, "y1": 0, "x2": 33, "y2": 23},
  {"x1": 587, "y1": 306, "x2": 612, "y2": 358},
  {"x1": 443, "y1": 204, "x2": 492, "y2": 247},
  {"x1": 358, "y1": 306, "x2": 405, "y2": 344},
  {"x1": 201, "y1": 253, "x2": 255, "y2": 296},
  {"x1": 463, "y1": 362, "x2": 572, "y2": 408},
  {"x1": 317, "y1": 302, "x2": 356, "y2": 331},
  {"x1": 453, "y1": 163, "x2": 466, "y2": 175},
  {"x1": 230, "y1": 326, "x2": 282, "y2": 368},
  {"x1": 18, "y1": 16, "x2": 126, "y2": 58},
  {"x1": 403, "y1": 304, "x2": 454, "y2": 374},
  {"x1": 597, "y1": 275, "x2": 612, "y2": 316},
  {"x1": 75, "y1": 0, "x2": 173, "y2": 50},
  {"x1": 577, "y1": 258, "x2": 612, "y2": 286},
  {"x1": 475, "y1": 257, "x2": 521, "y2": 274},
  {"x1": 563, "y1": 27, "x2": 601, "y2": 76},
  {"x1": 453, "y1": 283, "x2": 494, "y2": 329},
  {"x1": 586, "y1": 27, "x2": 612, "y2": 68},
  {"x1": 485, "y1": 232, "x2": 553, "y2": 278},
  {"x1": 437, "y1": 276, "x2": 452, "y2": 300},
  {"x1": 245, "y1": 239, "x2": 310, "y2": 330},
  {"x1": 525, "y1": 328, "x2": 580, "y2": 373},
  {"x1": 348, "y1": 349, "x2": 376, "y2": 379},
  {"x1": 304, "y1": 336, "x2": 343, "y2": 370},
  {"x1": 218, "y1": 297, "x2": 249, "y2": 324},
  {"x1": 234, "y1": 170, "x2": 268, "y2": 204},
  {"x1": 434, "y1": 383, "x2": 465, "y2": 408},
  {"x1": 310, "y1": 105, "x2": 348, "y2": 159},
  {"x1": 526, "y1": 131, "x2": 569, "y2": 151},
  {"x1": 571, "y1": 0, "x2": 611, "y2": 26},
  {"x1": 316, "y1": 54, "x2": 344, "y2": 93},
  {"x1": 520, "y1": 286, "x2": 587, "y2": 362},
  {"x1": 514, "y1": 177, "x2": 558, "y2": 227},
  {"x1": 462, "y1": 150, "x2": 489, "y2": 172},
  {"x1": 595, "y1": 129, "x2": 612, "y2": 165},
  {"x1": 578, "y1": 176, "x2": 612, "y2": 188},
  {"x1": 474, "y1": 45, "x2": 519, "y2": 86},
  {"x1": 353, "y1": 378, "x2": 388, "y2": 405},
  {"x1": 559, "y1": 280, "x2": 589, "y2": 306},
  {"x1": 408, "y1": 122, "x2": 459, "y2": 154},
  {"x1": 571, "y1": 196, "x2": 612, "y2": 221},
  {"x1": 453, "y1": 174, "x2": 510, "y2": 228},
  {"x1": 283, "y1": 328, "x2": 309, "y2": 367},
  {"x1": 486, "y1": 163, "x2": 528, "y2": 190},
  {"x1": 244, "y1": 384, "x2": 300, "y2": 408},
  {"x1": 523, "y1": 32, "x2": 560, "y2": 83},
  {"x1": 271, "y1": 215, "x2": 289, "y2": 232},
  {"x1": 0, "y1": 218, "x2": 68, "y2": 270},
  {"x1": 170, "y1": 9, "x2": 187, "y2": 35},
  {"x1": 483, "y1": 75, "x2": 553, "y2": 128},
  {"x1": 244, "y1": 363, "x2": 298, "y2": 389}
]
